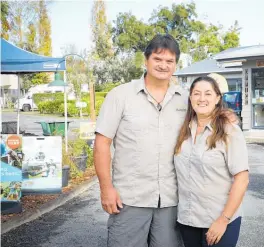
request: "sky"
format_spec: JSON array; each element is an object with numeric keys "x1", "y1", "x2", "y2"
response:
[{"x1": 49, "y1": 0, "x2": 264, "y2": 57}]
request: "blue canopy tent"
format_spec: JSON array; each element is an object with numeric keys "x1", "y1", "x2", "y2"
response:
[
  {"x1": 1, "y1": 38, "x2": 66, "y2": 73},
  {"x1": 1, "y1": 38, "x2": 66, "y2": 133}
]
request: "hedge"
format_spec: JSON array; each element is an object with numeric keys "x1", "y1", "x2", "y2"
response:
[
  {"x1": 33, "y1": 92, "x2": 64, "y2": 105},
  {"x1": 38, "y1": 98, "x2": 105, "y2": 117}
]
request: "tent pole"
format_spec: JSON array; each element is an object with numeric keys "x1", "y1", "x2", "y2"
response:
[
  {"x1": 64, "y1": 71, "x2": 68, "y2": 153},
  {"x1": 17, "y1": 74, "x2": 20, "y2": 135}
]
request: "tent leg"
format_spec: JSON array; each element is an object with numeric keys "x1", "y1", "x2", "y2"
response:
[
  {"x1": 64, "y1": 71, "x2": 68, "y2": 153},
  {"x1": 17, "y1": 75, "x2": 20, "y2": 135}
]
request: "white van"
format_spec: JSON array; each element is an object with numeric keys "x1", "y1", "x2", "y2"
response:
[{"x1": 14, "y1": 84, "x2": 69, "y2": 111}]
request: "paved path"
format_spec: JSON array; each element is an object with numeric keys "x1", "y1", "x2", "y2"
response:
[
  {"x1": 2, "y1": 112, "x2": 90, "y2": 139},
  {"x1": 1, "y1": 144, "x2": 264, "y2": 247}
]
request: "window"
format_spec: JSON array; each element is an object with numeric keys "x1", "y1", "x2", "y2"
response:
[
  {"x1": 252, "y1": 68, "x2": 264, "y2": 128},
  {"x1": 182, "y1": 77, "x2": 187, "y2": 82}
]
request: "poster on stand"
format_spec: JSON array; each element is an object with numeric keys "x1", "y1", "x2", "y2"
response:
[
  {"x1": 79, "y1": 122, "x2": 96, "y2": 148},
  {"x1": 1, "y1": 135, "x2": 23, "y2": 214},
  {"x1": 22, "y1": 136, "x2": 62, "y2": 194}
]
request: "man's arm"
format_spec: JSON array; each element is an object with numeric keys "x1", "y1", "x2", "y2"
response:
[{"x1": 94, "y1": 133, "x2": 122, "y2": 214}]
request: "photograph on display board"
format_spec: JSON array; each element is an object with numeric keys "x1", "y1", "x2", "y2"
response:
[
  {"x1": 22, "y1": 136, "x2": 62, "y2": 194},
  {"x1": 1, "y1": 135, "x2": 23, "y2": 214}
]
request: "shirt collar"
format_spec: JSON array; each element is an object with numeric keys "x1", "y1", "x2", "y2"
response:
[
  {"x1": 189, "y1": 119, "x2": 213, "y2": 132},
  {"x1": 135, "y1": 73, "x2": 182, "y2": 95}
]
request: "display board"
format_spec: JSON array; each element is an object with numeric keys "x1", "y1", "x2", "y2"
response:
[
  {"x1": 22, "y1": 136, "x2": 62, "y2": 194},
  {"x1": 1, "y1": 135, "x2": 23, "y2": 214}
]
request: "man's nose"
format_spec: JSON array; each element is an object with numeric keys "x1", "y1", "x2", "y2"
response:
[{"x1": 158, "y1": 62, "x2": 166, "y2": 69}]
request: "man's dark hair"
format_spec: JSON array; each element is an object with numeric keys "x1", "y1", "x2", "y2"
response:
[{"x1": 144, "y1": 34, "x2": 181, "y2": 63}]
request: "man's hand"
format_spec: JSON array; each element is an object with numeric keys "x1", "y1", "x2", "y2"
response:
[
  {"x1": 206, "y1": 216, "x2": 228, "y2": 246},
  {"x1": 101, "y1": 186, "x2": 123, "y2": 214}
]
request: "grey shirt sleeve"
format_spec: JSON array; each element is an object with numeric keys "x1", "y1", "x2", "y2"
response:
[
  {"x1": 226, "y1": 124, "x2": 249, "y2": 175},
  {"x1": 95, "y1": 87, "x2": 124, "y2": 139}
]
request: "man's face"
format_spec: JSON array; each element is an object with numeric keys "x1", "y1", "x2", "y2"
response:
[{"x1": 145, "y1": 49, "x2": 176, "y2": 81}]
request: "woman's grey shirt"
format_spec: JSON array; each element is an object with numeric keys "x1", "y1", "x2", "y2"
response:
[{"x1": 174, "y1": 121, "x2": 249, "y2": 228}]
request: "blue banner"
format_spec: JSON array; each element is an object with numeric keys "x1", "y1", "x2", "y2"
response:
[{"x1": 1, "y1": 135, "x2": 23, "y2": 214}]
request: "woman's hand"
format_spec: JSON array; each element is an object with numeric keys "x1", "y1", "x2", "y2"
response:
[{"x1": 206, "y1": 215, "x2": 229, "y2": 246}]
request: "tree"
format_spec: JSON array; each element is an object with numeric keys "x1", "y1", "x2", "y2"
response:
[
  {"x1": 6, "y1": 1, "x2": 38, "y2": 48},
  {"x1": 149, "y1": 3, "x2": 197, "y2": 40},
  {"x1": 38, "y1": 0, "x2": 52, "y2": 56},
  {"x1": 1, "y1": 1, "x2": 10, "y2": 40},
  {"x1": 60, "y1": 44, "x2": 89, "y2": 98},
  {"x1": 24, "y1": 22, "x2": 37, "y2": 52},
  {"x1": 8, "y1": 1, "x2": 53, "y2": 89},
  {"x1": 91, "y1": 0, "x2": 113, "y2": 59},
  {"x1": 221, "y1": 21, "x2": 240, "y2": 50},
  {"x1": 92, "y1": 52, "x2": 143, "y2": 84},
  {"x1": 112, "y1": 12, "x2": 160, "y2": 52},
  {"x1": 112, "y1": 3, "x2": 240, "y2": 63}
]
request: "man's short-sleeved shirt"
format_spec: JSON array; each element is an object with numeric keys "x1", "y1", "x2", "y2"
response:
[
  {"x1": 174, "y1": 121, "x2": 249, "y2": 228},
  {"x1": 96, "y1": 76, "x2": 188, "y2": 208}
]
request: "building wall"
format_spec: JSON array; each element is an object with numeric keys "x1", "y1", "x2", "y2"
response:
[
  {"x1": 177, "y1": 72, "x2": 242, "y2": 90},
  {"x1": 242, "y1": 59, "x2": 264, "y2": 130},
  {"x1": 241, "y1": 61, "x2": 253, "y2": 130}
]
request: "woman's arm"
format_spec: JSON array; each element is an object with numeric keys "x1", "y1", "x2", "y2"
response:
[
  {"x1": 206, "y1": 171, "x2": 249, "y2": 245},
  {"x1": 207, "y1": 124, "x2": 249, "y2": 246},
  {"x1": 221, "y1": 170, "x2": 249, "y2": 222}
]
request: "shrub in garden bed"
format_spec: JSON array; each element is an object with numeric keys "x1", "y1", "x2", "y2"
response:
[
  {"x1": 37, "y1": 100, "x2": 63, "y2": 114},
  {"x1": 33, "y1": 92, "x2": 64, "y2": 105},
  {"x1": 62, "y1": 138, "x2": 94, "y2": 179}
]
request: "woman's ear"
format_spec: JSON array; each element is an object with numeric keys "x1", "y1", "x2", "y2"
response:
[{"x1": 216, "y1": 95, "x2": 221, "y2": 105}]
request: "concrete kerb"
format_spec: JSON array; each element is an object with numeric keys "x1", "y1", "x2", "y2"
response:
[{"x1": 1, "y1": 176, "x2": 98, "y2": 235}]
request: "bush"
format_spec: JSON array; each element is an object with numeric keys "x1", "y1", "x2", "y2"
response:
[
  {"x1": 33, "y1": 92, "x2": 64, "y2": 105},
  {"x1": 95, "y1": 83, "x2": 121, "y2": 92},
  {"x1": 85, "y1": 98, "x2": 105, "y2": 116},
  {"x1": 38, "y1": 100, "x2": 63, "y2": 114},
  {"x1": 58, "y1": 102, "x2": 79, "y2": 117},
  {"x1": 95, "y1": 92, "x2": 108, "y2": 98},
  {"x1": 62, "y1": 138, "x2": 94, "y2": 179}
]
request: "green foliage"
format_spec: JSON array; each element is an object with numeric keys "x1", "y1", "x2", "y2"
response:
[
  {"x1": 21, "y1": 73, "x2": 50, "y2": 90},
  {"x1": 36, "y1": 93, "x2": 105, "y2": 117},
  {"x1": 38, "y1": 0, "x2": 52, "y2": 56},
  {"x1": 37, "y1": 100, "x2": 63, "y2": 114},
  {"x1": 94, "y1": 92, "x2": 108, "y2": 97},
  {"x1": 62, "y1": 144, "x2": 83, "y2": 179},
  {"x1": 92, "y1": 53, "x2": 143, "y2": 83},
  {"x1": 112, "y1": 3, "x2": 240, "y2": 63},
  {"x1": 58, "y1": 102, "x2": 79, "y2": 117},
  {"x1": 95, "y1": 83, "x2": 121, "y2": 92},
  {"x1": 33, "y1": 92, "x2": 64, "y2": 105},
  {"x1": 1, "y1": 1, "x2": 10, "y2": 40},
  {"x1": 112, "y1": 13, "x2": 157, "y2": 52},
  {"x1": 92, "y1": 0, "x2": 113, "y2": 59},
  {"x1": 86, "y1": 97, "x2": 105, "y2": 116},
  {"x1": 62, "y1": 138, "x2": 94, "y2": 179},
  {"x1": 221, "y1": 21, "x2": 240, "y2": 50}
]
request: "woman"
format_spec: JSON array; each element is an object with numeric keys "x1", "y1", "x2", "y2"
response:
[{"x1": 174, "y1": 76, "x2": 249, "y2": 247}]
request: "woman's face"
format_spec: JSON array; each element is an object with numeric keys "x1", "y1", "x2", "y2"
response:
[{"x1": 190, "y1": 80, "x2": 220, "y2": 117}]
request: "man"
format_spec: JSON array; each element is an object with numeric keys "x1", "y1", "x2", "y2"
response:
[{"x1": 94, "y1": 34, "x2": 186, "y2": 247}]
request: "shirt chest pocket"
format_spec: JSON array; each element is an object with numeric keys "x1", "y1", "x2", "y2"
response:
[
  {"x1": 123, "y1": 114, "x2": 149, "y2": 135},
  {"x1": 202, "y1": 149, "x2": 226, "y2": 168}
]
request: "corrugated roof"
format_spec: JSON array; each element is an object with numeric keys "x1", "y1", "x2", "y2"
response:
[
  {"x1": 214, "y1": 45, "x2": 264, "y2": 61},
  {"x1": 174, "y1": 58, "x2": 241, "y2": 76}
]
